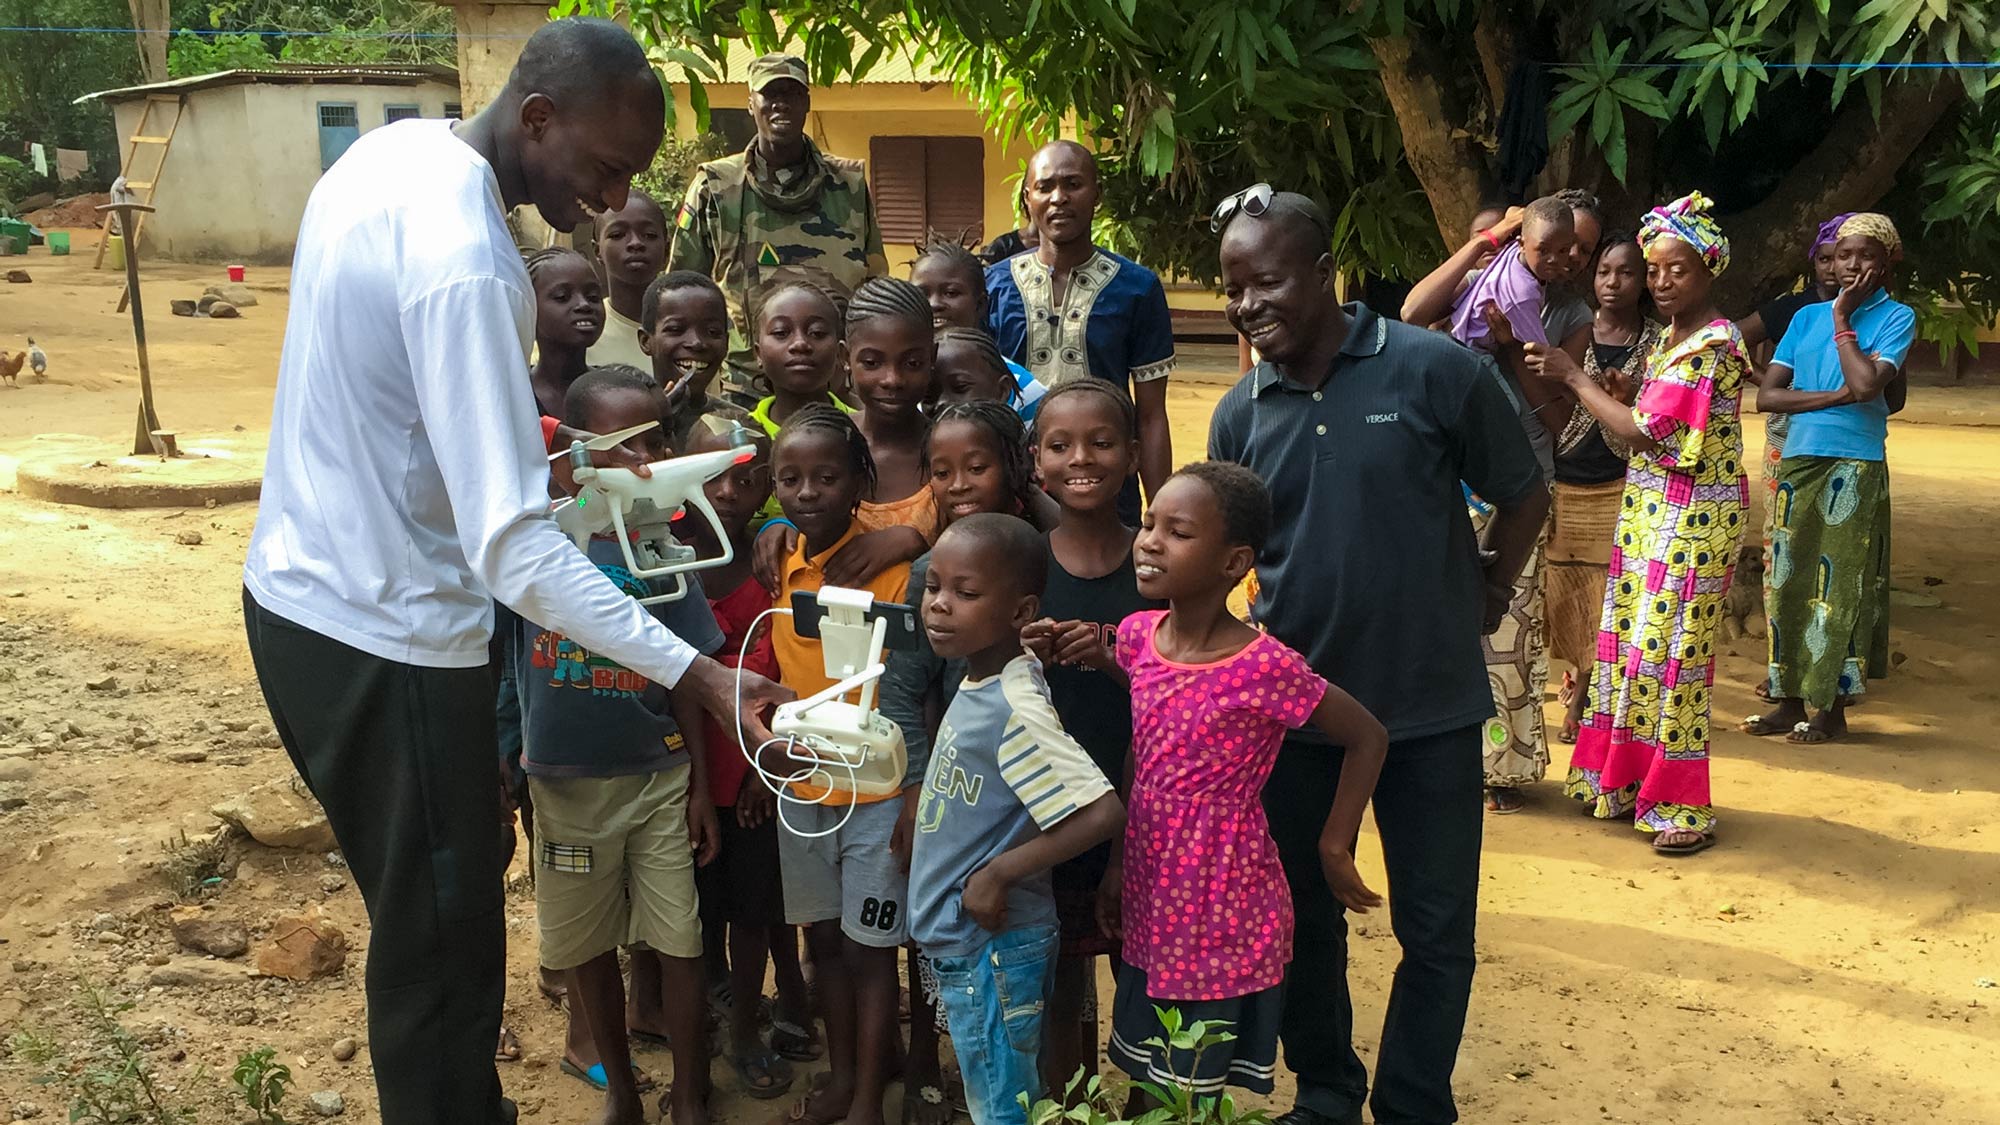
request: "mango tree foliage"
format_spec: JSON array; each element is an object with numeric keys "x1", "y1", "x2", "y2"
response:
[{"x1": 590, "y1": 0, "x2": 2000, "y2": 335}]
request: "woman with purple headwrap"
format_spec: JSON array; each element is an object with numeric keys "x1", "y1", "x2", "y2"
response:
[{"x1": 1735, "y1": 214, "x2": 1849, "y2": 667}]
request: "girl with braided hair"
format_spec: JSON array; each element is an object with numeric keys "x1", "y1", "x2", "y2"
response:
[
  {"x1": 525, "y1": 247, "x2": 606, "y2": 416},
  {"x1": 911, "y1": 233, "x2": 1049, "y2": 420},
  {"x1": 847, "y1": 274, "x2": 945, "y2": 552},
  {"x1": 765, "y1": 400, "x2": 920, "y2": 1125}
]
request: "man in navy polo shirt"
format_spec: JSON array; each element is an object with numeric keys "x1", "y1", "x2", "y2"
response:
[{"x1": 1208, "y1": 190, "x2": 1547, "y2": 1125}]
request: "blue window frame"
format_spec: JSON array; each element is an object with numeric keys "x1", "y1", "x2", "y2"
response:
[{"x1": 317, "y1": 102, "x2": 360, "y2": 170}]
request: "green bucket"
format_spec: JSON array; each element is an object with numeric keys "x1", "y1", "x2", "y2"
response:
[
  {"x1": 46, "y1": 231, "x2": 70, "y2": 256},
  {"x1": 0, "y1": 218, "x2": 28, "y2": 255}
]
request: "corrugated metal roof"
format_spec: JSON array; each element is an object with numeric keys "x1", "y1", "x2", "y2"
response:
[{"x1": 78, "y1": 64, "x2": 459, "y2": 104}]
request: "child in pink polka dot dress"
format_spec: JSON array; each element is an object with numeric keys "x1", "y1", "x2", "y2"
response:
[{"x1": 1103, "y1": 463, "x2": 1388, "y2": 1105}]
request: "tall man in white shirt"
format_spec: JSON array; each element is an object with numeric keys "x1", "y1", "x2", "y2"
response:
[{"x1": 240, "y1": 20, "x2": 791, "y2": 1124}]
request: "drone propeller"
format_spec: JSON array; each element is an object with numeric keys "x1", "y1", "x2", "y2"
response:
[{"x1": 546, "y1": 421, "x2": 661, "y2": 462}]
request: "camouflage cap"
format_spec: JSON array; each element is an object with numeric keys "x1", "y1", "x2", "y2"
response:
[{"x1": 748, "y1": 54, "x2": 810, "y2": 93}]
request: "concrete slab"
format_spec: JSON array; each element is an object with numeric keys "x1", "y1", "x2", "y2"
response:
[{"x1": 14, "y1": 430, "x2": 264, "y2": 509}]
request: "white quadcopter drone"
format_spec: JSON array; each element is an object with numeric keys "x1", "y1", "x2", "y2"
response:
[{"x1": 548, "y1": 420, "x2": 756, "y2": 605}]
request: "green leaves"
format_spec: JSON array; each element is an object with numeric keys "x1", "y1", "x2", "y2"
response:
[
  {"x1": 1654, "y1": 6, "x2": 1774, "y2": 146},
  {"x1": 1549, "y1": 27, "x2": 1666, "y2": 181}
]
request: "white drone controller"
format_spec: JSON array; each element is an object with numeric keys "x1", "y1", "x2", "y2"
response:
[
  {"x1": 548, "y1": 421, "x2": 756, "y2": 605},
  {"x1": 738, "y1": 587, "x2": 916, "y2": 836}
]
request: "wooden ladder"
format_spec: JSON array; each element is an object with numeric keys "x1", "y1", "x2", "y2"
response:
[{"x1": 94, "y1": 93, "x2": 187, "y2": 274}]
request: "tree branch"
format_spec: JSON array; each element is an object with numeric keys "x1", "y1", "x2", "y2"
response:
[
  {"x1": 1371, "y1": 33, "x2": 1491, "y2": 248},
  {"x1": 1716, "y1": 76, "x2": 1964, "y2": 311},
  {"x1": 1471, "y1": 13, "x2": 1516, "y2": 122}
]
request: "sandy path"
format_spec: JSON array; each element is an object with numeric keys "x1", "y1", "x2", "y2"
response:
[{"x1": 1, "y1": 249, "x2": 1995, "y2": 1123}]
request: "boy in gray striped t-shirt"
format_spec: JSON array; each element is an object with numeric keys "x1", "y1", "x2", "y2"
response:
[{"x1": 907, "y1": 515, "x2": 1125, "y2": 1124}]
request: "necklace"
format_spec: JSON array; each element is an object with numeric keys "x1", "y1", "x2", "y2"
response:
[{"x1": 1558, "y1": 323, "x2": 1659, "y2": 457}]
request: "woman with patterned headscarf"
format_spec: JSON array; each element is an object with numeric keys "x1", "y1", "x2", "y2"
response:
[
  {"x1": 1524, "y1": 191, "x2": 1749, "y2": 855},
  {"x1": 1743, "y1": 213, "x2": 1914, "y2": 745}
]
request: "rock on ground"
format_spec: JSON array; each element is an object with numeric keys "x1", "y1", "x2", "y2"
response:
[
  {"x1": 255, "y1": 912, "x2": 347, "y2": 980},
  {"x1": 211, "y1": 776, "x2": 335, "y2": 851},
  {"x1": 306, "y1": 1090, "x2": 345, "y2": 1117},
  {"x1": 203, "y1": 282, "x2": 258, "y2": 308},
  {"x1": 147, "y1": 958, "x2": 254, "y2": 988},
  {"x1": 171, "y1": 915, "x2": 248, "y2": 959}
]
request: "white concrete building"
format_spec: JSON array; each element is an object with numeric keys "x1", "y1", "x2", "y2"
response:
[{"x1": 82, "y1": 64, "x2": 461, "y2": 262}]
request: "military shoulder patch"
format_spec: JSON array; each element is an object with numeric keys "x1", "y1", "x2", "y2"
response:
[
  {"x1": 676, "y1": 202, "x2": 695, "y2": 231},
  {"x1": 757, "y1": 242, "x2": 782, "y2": 268}
]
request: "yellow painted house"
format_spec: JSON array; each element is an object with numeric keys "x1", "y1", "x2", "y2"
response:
[
  {"x1": 664, "y1": 41, "x2": 1038, "y2": 277},
  {"x1": 431, "y1": 1, "x2": 1222, "y2": 312}
]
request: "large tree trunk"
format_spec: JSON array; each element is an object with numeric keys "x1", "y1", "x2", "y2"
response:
[
  {"x1": 128, "y1": 0, "x2": 170, "y2": 83},
  {"x1": 1371, "y1": 33, "x2": 1491, "y2": 248},
  {"x1": 1715, "y1": 77, "x2": 1963, "y2": 311}
]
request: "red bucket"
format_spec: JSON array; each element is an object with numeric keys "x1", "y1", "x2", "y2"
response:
[{"x1": 227, "y1": 264, "x2": 246, "y2": 283}]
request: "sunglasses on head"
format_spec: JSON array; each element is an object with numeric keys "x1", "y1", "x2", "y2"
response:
[{"x1": 1210, "y1": 183, "x2": 1274, "y2": 234}]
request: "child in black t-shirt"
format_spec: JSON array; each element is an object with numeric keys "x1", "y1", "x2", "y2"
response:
[
  {"x1": 516, "y1": 367, "x2": 725, "y2": 1124},
  {"x1": 1020, "y1": 380, "x2": 1163, "y2": 1095}
]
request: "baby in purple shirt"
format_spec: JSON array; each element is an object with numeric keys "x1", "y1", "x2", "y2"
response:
[{"x1": 1448, "y1": 195, "x2": 1577, "y2": 353}]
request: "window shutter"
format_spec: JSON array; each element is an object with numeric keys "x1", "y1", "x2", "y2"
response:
[
  {"x1": 924, "y1": 137, "x2": 985, "y2": 244},
  {"x1": 870, "y1": 136, "x2": 929, "y2": 245}
]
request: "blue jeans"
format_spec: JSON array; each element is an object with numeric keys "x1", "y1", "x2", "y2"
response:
[{"x1": 929, "y1": 925, "x2": 1059, "y2": 1125}]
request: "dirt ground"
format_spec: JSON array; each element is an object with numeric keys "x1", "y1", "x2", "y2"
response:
[{"x1": 2, "y1": 243, "x2": 1997, "y2": 1124}]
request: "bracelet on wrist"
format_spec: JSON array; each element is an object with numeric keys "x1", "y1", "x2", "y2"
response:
[{"x1": 1479, "y1": 229, "x2": 1502, "y2": 251}]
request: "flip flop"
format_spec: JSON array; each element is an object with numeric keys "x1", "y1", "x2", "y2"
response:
[
  {"x1": 1739, "y1": 713, "x2": 1794, "y2": 737},
  {"x1": 560, "y1": 1059, "x2": 656, "y2": 1093},
  {"x1": 770, "y1": 1017, "x2": 823, "y2": 1062},
  {"x1": 730, "y1": 1047, "x2": 797, "y2": 1100},
  {"x1": 903, "y1": 1083, "x2": 952, "y2": 1125},
  {"x1": 495, "y1": 1026, "x2": 522, "y2": 1063},
  {"x1": 1483, "y1": 787, "x2": 1526, "y2": 814},
  {"x1": 771, "y1": 1089, "x2": 847, "y2": 1125},
  {"x1": 1651, "y1": 830, "x2": 1716, "y2": 856}
]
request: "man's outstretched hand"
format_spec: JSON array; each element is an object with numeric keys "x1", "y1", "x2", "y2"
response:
[{"x1": 683, "y1": 656, "x2": 792, "y2": 751}]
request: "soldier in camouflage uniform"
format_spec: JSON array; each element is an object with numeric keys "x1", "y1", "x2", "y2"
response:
[{"x1": 668, "y1": 53, "x2": 888, "y2": 404}]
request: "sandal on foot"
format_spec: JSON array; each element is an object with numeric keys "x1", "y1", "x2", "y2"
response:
[
  {"x1": 1787, "y1": 716, "x2": 1845, "y2": 744},
  {"x1": 1740, "y1": 713, "x2": 1795, "y2": 737},
  {"x1": 1484, "y1": 787, "x2": 1526, "y2": 814},
  {"x1": 559, "y1": 1058, "x2": 656, "y2": 1092},
  {"x1": 771, "y1": 1090, "x2": 846, "y2": 1125},
  {"x1": 730, "y1": 1048, "x2": 796, "y2": 1100},
  {"x1": 903, "y1": 1084, "x2": 952, "y2": 1125},
  {"x1": 1556, "y1": 720, "x2": 1580, "y2": 745},
  {"x1": 629, "y1": 1028, "x2": 673, "y2": 1050},
  {"x1": 660, "y1": 1080, "x2": 717, "y2": 1124},
  {"x1": 770, "y1": 1017, "x2": 824, "y2": 1062},
  {"x1": 1652, "y1": 829, "x2": 1715, "y2": 856},
  {"x1": 495, "y1": 1026, "x2": 522, "y2": 1063}
]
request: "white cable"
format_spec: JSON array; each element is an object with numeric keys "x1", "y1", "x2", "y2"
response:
[{"x1": 734, "y1": 607, "x2": 861, "y2": 840}]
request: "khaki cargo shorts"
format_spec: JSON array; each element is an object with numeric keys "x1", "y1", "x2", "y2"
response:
[{"x1": 529, "y1": 767, "x2": 701, "y2": 970}]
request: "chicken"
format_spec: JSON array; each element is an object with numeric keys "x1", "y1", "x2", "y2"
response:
[
  {"x1": 0, "y1": 351, "x2": 23, "y2": 387},
  {"x1": 26, "y1": 337, "x2": 45, "y2": 380}
]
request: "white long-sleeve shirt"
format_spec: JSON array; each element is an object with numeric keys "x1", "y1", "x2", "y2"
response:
[{"x1": 243, "y1": 119, "x2": 697, "y2": 687}]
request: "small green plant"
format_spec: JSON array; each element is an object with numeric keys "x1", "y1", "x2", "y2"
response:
[
  {"x1": 8, "y1": 982, "x2": 198, "y2": 1125},
  {"x1": 158, "y1": 829, "x2": 230, "y2": 900},
  {"x1": 232, "y1": 1045, "x2": 295, "y2": 1124},
  {"x1": 1025, "y1": 1007, "x2": 1270, "y2": 1125}
]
